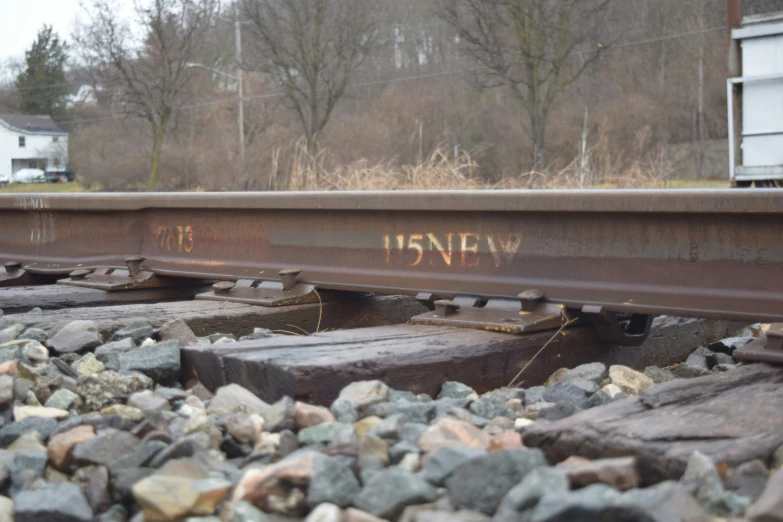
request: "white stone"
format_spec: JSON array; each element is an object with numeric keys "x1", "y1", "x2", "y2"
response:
[
  {"x1": 608, "y1": 365, "x2": 654, "y2": 395},
  {"x1": 601, "y1": 383, "x2": 625, "y2": 399},
  {"x1": 304, "y1": 502, "x2": 342, "y2": 522},
  {"x1": 14, "y1": 405, "x2": 69, "y2": 421},
  {"x1": 337, "y1": 381, "x2": 389, "y2": 409}
]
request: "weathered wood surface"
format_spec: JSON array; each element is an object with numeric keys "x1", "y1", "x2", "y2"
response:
[
  {"x1": 523, "y1": 364, "x2": 783, "y2": 484},
  {"x1": 0, "y1": 284, "x2": 212, "y2": 313},
  {"x1": 0, "y1": 295, "x2": 426, "y2": 339},
  {"x1": 183, "y1": 316, "x2": 740, "y2": 405}
]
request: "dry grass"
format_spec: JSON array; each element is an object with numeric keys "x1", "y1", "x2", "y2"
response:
[{"x1": 276, "y1": 135, "x2": 727, "y2": 192}]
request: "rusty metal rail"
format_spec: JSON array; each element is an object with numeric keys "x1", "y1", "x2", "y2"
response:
[{"x1": 1, "y1": 190, "x2": 783, "y2": 324}]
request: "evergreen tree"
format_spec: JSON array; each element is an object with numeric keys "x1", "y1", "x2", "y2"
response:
[{"x1": 15, "y1": 25, "x2": 69, "y2": 117}]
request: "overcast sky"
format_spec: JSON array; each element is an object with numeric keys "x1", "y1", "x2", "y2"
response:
[{"x1": 0, "y1": 0, "x2": 82, "y2": 63}]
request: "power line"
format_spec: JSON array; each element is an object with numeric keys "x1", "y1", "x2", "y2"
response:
[{"x1": 57, "y1": 24, "x2": 730, "y2": 127}]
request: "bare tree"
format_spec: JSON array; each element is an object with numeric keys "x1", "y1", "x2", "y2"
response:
[
  {"x1": 439, "y1": 0, "x2": 612, "y2": 172},
  {"x1": 76, "y1": 0, "x2": 218, "y2": 189},
  {"x1": 242, "y1": 0, "x2": 377, "y2": 164}
]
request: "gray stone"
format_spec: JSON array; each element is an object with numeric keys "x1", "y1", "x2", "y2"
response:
[
  {"x1": 562, "y1": 378, "x2": 600, "y2": 395},
  {"x1": 680, "y1": 451, "x2": 723, "y2": 501},
  {"x1": 363, "y1": 400, "x2": 435, "y2": 424},
  {"x1": 713, "y1": 363, "x2": 738, "y2": 373},
  {"x1": 700, "y1": 489, "x2": 751, "y2": 517},
  {"x1": 44, "y1": 388, "x2": 80, "y2": 410},
  {"x1": 432, "y1": 398, "x2": 473, "y2": 419},
  {"x1": 524, "y1": 386, "x2": 546, "y2": 405},
  {"x1": 157, "y1": 318, "x2": 199, "y2": 347},
  {"x1": 389, "y1": 440, "x2": 418, "y2": 464},
  {"x1": 542, "y1": 381, "x2": 589, "y2": 409},
  {"x1": 329, "y1": 397, "x2": 357, "y2": 424},
  {"x1": 563, "y1": 363, "x2": 607, "y2": 385},
  {"x1": 109, "y1": 321, "x2": 153, "y2": 345},
  {"x1": 369, "y1": 413, "x2": 406, "y2": 441},
  {"x1": 446, "y1": 449, "x2": 548, "y2": 514},
  {"x1": 537, "y1": 402, "x2": 582, "y2": 421},
  {"x1": 128, "y1": 390, "x2": 171, "y2": 415},
  {"x1": 231, "y1": 500, "x2": 269, "y2": 521},
  {"x1": 207, "y1": 384, "x2": 270, "y2": 417},
  {"x1": 108, "y1": 440, "x2": 168, "y2": 474},
  {"x1": 389, "y1": 389, "x2": 420, "y2": 403},
  {"x1": 245, "y1": 327, "x2": 275, "y2": 341},
  {"x1": 71, "y1": 428, "x2": 140, "y2": 467},
  {"x1": 469, "y1": 395, "x2": 513, "y2": 420},
  {"x1": 709, "y1": 352, "x2": 735, "y2": 367},
  {"x1": 117, "y1": 340, "x2": 180, "y2": 384},
  {"x1": 18, "y1": 328, "x2": 47, "y2": 344},
  {"x1": 299, "y1": 422, "x2": 346, "y2": 446},
  {"x1": 353, "y1": 467, "x2": 438, "y2": 520},
  {"x1": 531, "y1": 484, "x2": 645, "y2": 522},
  {"x1": 207, "y1": 333, "x2": 236, "y2": 343},
  {"x1": 264, "y1": 395, "x2": 296, "y2": 431},
  {"x1": 643, "y1": 366, "x2": 676, "y2": 384},
  {"x1": 619, "y1": 481, "x2": 708, "y2": 522},
  {"x1": 307, "y1": 455, "x2": 361, "y2": 508},
  {"x1": 94, "y1": 338, "x2": 135, "y2": 360},
  {"x1": 685, "y1": 353, "x2": 710, "y2": 371},
  {"x1": 494, "y1": 467, "x2": 569, "y2": 522},
  {"x1": 420, "y1": 445, "x2": 485, "y2": 486},
  {"x1": 709, "y1": 336, "x2": 752, "y2": 355},
  {"x1": 727, "y1": 460, "x2": 768, "y2": 501},
  {"x1": 147, "y1": 433, "x2": 210, "y2": 468},
  {"x1": 0, "y1": 346, "x2": 23, "y2": 365},
  {"x1": 746, "y1": 467, "x2": 783, "y2": 522},
  {"x1": 771, "y1": 443, "x2": 783, "y2": 469},
  {"x1": 0, "y1": 375, "x2": 13, "y2": 409},
  {"x1": 587, "y1": 387, "x2": 627, "y2": 408},
  {"x1": 0, "y1": 325, "x2": 24, "y2": 344},
  {"x1": 400, "y1": 423, "x2": 429, "y2": 445},
  {"x1": 10, "y1": 449, "x2": 47, "y2": 493},
  {"x1": 76, "y1": 371, "x2": 152, "y2": 411},
  {"x1": 95, "y1": 504, "x2": 127, "y2": 522},
  {"x1": 14, "y1": 481, "x2": 94, "y2": 522},
  {"x1": 0, "y1": 416, "x2": 57, "y2": 445},
  {"x1": 438, "y1": 381, "x2": 476, "y2": 400},
  {"x1": 110, "y1": 467, "x2": 154, "y2": 504},
  {"x1": 673, "y1": 365, "x2": 711, "y2": 378},
  {"x1": 47, "y1": 321, "x2": 102, "y2": 354}
]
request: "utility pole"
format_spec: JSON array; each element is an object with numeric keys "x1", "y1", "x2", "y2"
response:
[{"x1": 235, "y1": 4, "x2": 246, "y2": 190}]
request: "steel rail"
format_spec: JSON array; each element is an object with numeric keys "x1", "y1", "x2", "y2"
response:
[{"x1": 1, "y1": 189, "x2": 783, "y2": 322}]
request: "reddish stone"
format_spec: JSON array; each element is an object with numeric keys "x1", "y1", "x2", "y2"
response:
[{"x1": 48, "y1": 425, "x2": 96, "y2": 471}]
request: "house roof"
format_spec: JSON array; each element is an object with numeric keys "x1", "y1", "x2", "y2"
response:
[{"x1": 0, "y1": 114, "x2": 67, "y2": 135}]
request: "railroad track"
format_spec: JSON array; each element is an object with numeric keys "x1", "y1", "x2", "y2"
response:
[{"x1": 0, "y1": 189, "x2": 782, "y2": 521}]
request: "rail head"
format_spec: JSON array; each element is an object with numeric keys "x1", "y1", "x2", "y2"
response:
[{"x1": 1, "y1": 189, "x2": 783, "y2": 214}]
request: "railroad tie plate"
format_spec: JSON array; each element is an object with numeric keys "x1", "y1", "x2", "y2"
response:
[
  {"x1": 411, "y1": 296, "x2": 569, "y2": 334},
  {"x1": 734, "y1": 323, "x2": 783, "y2": 364},
  {"x1": 0, "y1": 262, "x2": 36, "y2": 287}
]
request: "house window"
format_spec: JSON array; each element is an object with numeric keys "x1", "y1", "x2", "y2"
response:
[{"x1": 18, "y1": 137, "x2": 25, "y2": 148}]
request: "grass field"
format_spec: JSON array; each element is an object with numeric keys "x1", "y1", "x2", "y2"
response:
[
  {"x1": 0, "y1": 182, "x2": 88, "y2": 193},
  {"x1": 0, "y1": 179, "x2": 729, "y2": 193}
]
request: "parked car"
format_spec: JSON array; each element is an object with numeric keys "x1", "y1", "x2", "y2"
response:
[
  {"x1": 0, "y1": 174, "x2": 8, "y2": 187},
  {"x1": 45, "y1": 170, "x2": 74, "y2": 183},
  {"x1": 12, "y1": 168, "x2": 46, "y2": 184}
]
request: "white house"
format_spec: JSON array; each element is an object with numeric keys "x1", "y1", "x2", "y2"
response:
[{"x1": 0, "y1": 114, "x2": 69, "y2": 178}]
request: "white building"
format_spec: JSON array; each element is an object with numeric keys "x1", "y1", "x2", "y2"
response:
[{"x1": 0, "y1": 114, "x2": 69, "y2": 178}]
